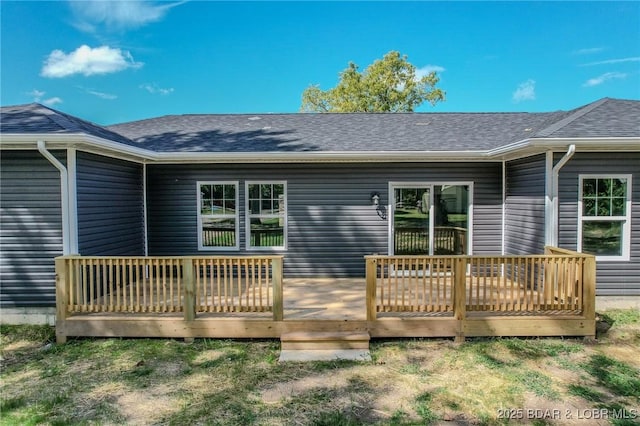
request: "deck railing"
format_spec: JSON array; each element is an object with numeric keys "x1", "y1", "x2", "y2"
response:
[
  {"x1": 365, "y1": 248, "x2": 595, "y2": 322},
  {"x1": 55, "y1": 256, "x2": 284, "y2": 322},
  {"x1": 368, "y1": 256, "x2": 456, "y2": 313},
  {"x1": 193, "y1": 257, "x2": 278, "y2": 314}
]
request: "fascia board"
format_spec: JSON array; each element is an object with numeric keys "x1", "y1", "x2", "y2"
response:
[
  {"x1": 528, "y1": 137, "x2": 640, "y2": 150},
  {"x1": 82, "y1": 135, "x2": 156, "y2": 159},
  {"x1": 4, "y1": 133, "x2": 638, "y2": 164},
  {"x1": 151, "y1": 150, "x2": 492, "y2": 163},
  {"x1": 486, "y1": 138, "x2": 533, "y2": 158},
  {"x1": 486, "y1": 137, "x2": 640, "y2": 160}
]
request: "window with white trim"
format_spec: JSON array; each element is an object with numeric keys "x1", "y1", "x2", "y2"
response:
[
  {"x1": 578, "y1": 175, "x2": 631, "y2": 260},
  {"x1": 246, "y1": 181, "x2": 287, "y2": 249},
  {"x1": 197, "y1": 182, "x2": 239, "y2": 250}
]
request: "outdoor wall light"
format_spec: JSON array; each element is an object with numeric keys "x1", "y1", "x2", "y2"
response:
[{"x1": 371, "y1": 192, "x2": 380, "y2": 206}]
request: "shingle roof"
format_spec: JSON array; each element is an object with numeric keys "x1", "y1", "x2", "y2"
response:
[
  {"x1": 105, "y1": 97, "x2": 639, "y2": 153},
  {"x1": 2, "y1": 98, "x2": 638, "y2": 155},
  {"x1": 0, "y1": 103, "x2": 137, "y2": 147},
  {"x1": 534, "y1": 98, "x2": 640, "y2": 138},
  {"x1": 106, "y1": 111, "x2": 566, "y2": 153}
]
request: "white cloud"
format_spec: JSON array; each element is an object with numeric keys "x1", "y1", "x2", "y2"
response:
[
  {"x1": 87, "y1": 90, "x2": 118, "y2": 100},
  {"x1": 27, "y1": 89, "x2": 62, "y2": 106},
  {"x1": 41, "y1": 45, "x2": 143, "y2": 78},
  {"x1": 580, "y1": 57, "x2": 640, "y2": 66},
  {"x1": 43, "y1": 97, "x2": 63, "y2": 106},
  {"x1": 140, "y1": 83, "x2": 174, "y2": 95},
  {"x1": 27, "y1": 89, "x2": 46, "y2": 100},
  {"x1": 512, "y1": 79, "x2": 536, "y2": 103},
  {"x1": 583, "y1": 72, "x2": 627, "y2": 87},
  {"x1": 416, "y1": 65, "x2": 445, "y2": 79},
  {"x1": 572, "y1": 47, "x2": 605, "y2": 55},
  {"x1": 69, "y1": 0, "x2": 184, "y2": 32}
]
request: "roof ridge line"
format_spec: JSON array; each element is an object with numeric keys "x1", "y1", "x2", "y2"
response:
[
  {"x1": 42, "y1": 105, "x2": 85, "y2": 133},
  {"x1": 25, "y1": 103, "x2": 139, "y2": 146},
  {"x1": 109, "y1": 110, "x2": 546, "y2": 126},
  {"x1": 534, "y1": 97, "x2": 610, "y2": 137},
  {"x1": 27, "y1": 103, "x2": 76, "y2": 133}
]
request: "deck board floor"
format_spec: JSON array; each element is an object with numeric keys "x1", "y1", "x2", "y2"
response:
[{"x1": 283, "y1": 278, "x2": 366, "y2": 320}]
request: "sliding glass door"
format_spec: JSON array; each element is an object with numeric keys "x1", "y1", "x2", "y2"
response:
[
  {"x1": 393, "y1": 187, "x2": 431, "y2": 255},
  {"x1": 391, "y1": 183, "x2": 470, "y2": 256}
]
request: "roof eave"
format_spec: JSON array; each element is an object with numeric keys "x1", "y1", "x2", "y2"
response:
[
  {"x1": 529, "y1": 137, "x2": 640, "y2": 150},
  {"x1": 152, "y1": 150, "x2": 491, "y2": 163},
  {"x1": 0, "y1": 133, "x2": 156, "y2": 162},
  {"x1": 3, "y1": 133, "x2": 639, "y2": 164},
  {"x1": 1, "y1": 134, "x2": 493, "y2": 162},
  {"x1": 487, "y1": 136, "x2": 640, "y2": 161}
]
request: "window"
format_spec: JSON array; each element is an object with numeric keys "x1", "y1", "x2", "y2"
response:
[
  {"x1": 578, "y1": 175, "x2": 631, "y2": 260},
  {"x1": 197, "y1": 182, "x2": 239, "y2": 250},
  {"x1": 246, "y1": 182, "x2": 287, "y2": 249}
]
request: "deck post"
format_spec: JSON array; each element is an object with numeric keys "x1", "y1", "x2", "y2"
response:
[
  {"x1": 453, "y1": 256, "x2": 467, "y2": 343},
  {"x1": 272, "y1": 257, "x2": 283, "y2": 321},
  {"x1": 365, "y1": 257, "x2": 378, "y2": 321},
  {"x1": 55, "y1": 257, "x2": 69, "y2": 344},
  {"x1": 546, "y1": 263, "x2": 556, "y2": 309},
  {"x1": 582, "y1": 255, "x2": 596, "y2": 338},
  {"x1": 544, "y1": 247, "x2": 560, "y2": 308},
  {"x1": 182, "y1": 258, "x2": 196, "y2": 322},
  {"x1": 182, "y1": 258, "x2": 196, "y2": 343}
]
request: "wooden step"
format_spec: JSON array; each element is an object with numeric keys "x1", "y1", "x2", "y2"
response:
[{"x1": 280, "y1": 331, "x2": 370, "y2": 350}]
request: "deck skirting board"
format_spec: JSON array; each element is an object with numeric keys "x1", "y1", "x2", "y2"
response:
[
  {"x1": 58, "y1": 315, "x2": 594, "y2": 341},
  {"x1": 463, "y1": 317, "x2": 594, "y2": 337},
  {"x1": 368, "y1": 317, "x2": 459, "y2": 338}
]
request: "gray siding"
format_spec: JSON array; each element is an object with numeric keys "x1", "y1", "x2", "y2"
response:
[
  {"x1": 77, "y1": 152, "x2": 145, "y2": 256},
  {"x1": 0, "y1": 150, "x2": 65, "y2": 307},
  {"x1": 505, "y1": 154, "x2": 546, "y2": 255},
  {"x1": 557, "y1": 152, "x2": 640, "y2": 296},
  {"x1": 146, "y1": 162, "x2": 502, "y2": 277}
]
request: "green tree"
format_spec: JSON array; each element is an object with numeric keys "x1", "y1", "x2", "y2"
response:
[{"x1": 301, "y1": 51, "x2": 445, "y2": 113}]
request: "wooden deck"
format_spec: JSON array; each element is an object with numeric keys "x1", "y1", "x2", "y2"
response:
[{"x1": 54, "y1": 248, "x2": 596, "y2": 343}]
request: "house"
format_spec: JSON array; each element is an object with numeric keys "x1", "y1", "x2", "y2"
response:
[{"x1": 1, "y1": 97, "x2": 639, "y2": 325}]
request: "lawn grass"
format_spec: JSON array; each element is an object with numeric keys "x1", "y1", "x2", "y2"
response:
[{"x1": 2, "y1": 310, "x2": 639, "y2": 425}]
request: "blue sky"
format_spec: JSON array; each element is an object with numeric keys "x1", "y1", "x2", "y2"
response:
[{"x1": 1, "y1": 1, "x2": 639, "y2": 125}]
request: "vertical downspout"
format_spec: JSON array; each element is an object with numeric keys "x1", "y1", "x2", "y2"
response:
[
  {"x1": 548, "y1": 145, "x2": 576, "y2": 247},
  {"x1": 37, "y1": 141, "x2": 71, "y2": 255}
]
